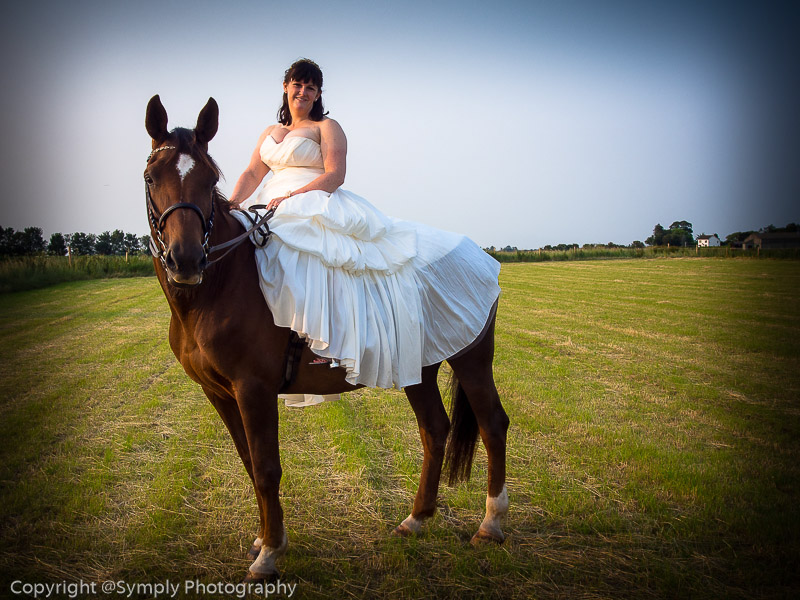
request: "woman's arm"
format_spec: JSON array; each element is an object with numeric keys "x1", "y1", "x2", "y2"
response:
[
  {"x1": 265, "y1": 119, "x2": 347, "y2": 210},
  {"x1": 229, "y1": 128, "x2": 272, "y2": 207}
]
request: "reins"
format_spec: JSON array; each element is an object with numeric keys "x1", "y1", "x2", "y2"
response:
[{"x1": 146, "y1": 145, "x2": 274, "y2": 273}]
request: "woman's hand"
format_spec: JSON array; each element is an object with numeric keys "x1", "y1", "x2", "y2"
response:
[{"x1": 267, "y1": 194, "x2": 290, "y2": 211}]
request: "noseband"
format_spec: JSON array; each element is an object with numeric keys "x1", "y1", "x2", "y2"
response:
[{"x1": 145, "y1": 145, "x2": 272, "y2": 279}]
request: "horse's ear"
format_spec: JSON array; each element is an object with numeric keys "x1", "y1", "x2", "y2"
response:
[
  {"x1": 195, "y1": 97, "x2": 219, "y2": 147},
  {"x1": 146, "y1": 95, "x2": 169, "y2": 143}
]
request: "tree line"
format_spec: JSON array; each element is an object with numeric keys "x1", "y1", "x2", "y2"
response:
[
  {"x1": 645, "y1": 221, "x2": 798, "y2": 247},
  {"x1": 0, "y1": 226, "x2": 152, "y2": 257}
]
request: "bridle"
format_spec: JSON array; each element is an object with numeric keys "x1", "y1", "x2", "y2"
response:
[{"x1": 145, "y1": 145, "x2": 273, "y2": 279}]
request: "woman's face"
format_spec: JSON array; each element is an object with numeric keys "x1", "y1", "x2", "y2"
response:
[{"x1": 284, "y1": 80, "x2": 320, "y2": 117}]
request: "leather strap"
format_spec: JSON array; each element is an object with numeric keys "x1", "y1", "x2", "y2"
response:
[{"x1": 279, "y1": 331, "x2": 307, "y2": 393}]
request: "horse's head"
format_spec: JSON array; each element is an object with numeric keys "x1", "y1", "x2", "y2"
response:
[{"x1": 144, "y1": 95, "x2": 220, "y2": 287}]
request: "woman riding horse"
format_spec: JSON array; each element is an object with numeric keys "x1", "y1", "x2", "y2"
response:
[{"x1": 144, "y1": 58, "x2": 509, "y2": 581}]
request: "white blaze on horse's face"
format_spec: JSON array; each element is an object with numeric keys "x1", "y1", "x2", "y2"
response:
[{"x1": 176, "y1": 154, "x2": 195, "y2": 181}]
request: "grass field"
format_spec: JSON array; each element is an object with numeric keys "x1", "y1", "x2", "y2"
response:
[
  {"x1": 0, "y1": 255, "x2": 154, "y2": 293},
  {"x1": 1, "y1": 259, "x2": 798, "y2": 598}
]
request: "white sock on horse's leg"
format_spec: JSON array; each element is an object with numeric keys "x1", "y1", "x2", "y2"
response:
[
  {"x1": 476, "y1": 484, "x2": 508, "y2": 541},
  {"x1": 249, "y1": 530, "x2": 288, "y2": 577},
  {"x1": 398, "y1": 514, "x2": 423, "y2": 534}
]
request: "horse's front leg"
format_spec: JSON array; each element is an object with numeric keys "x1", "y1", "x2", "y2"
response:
[
  {"x1": 236, "y1": 379, "x2": 287, "y2": 580},
  {"x1": 204, "y1": 387, "x2": 266, "y2": 560}
]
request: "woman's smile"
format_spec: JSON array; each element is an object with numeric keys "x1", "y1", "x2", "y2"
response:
[{"x1": 286, "y1": 80, "x2": 319, "y2": 112}]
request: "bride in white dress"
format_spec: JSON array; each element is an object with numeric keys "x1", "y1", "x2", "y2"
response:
[{"x1": 228, "y1": 59, "x2": 500, "y2": 406}]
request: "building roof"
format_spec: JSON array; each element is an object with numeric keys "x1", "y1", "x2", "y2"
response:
[
  {"x1": 696, "y1": 234, "x2": 719, "y2": 240},
  {"x1": 744, "y1": 232, "x2": 800, "y2": 241}
]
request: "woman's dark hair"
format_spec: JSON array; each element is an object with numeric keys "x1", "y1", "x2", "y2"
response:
[{"x1": 278, "y1": 59, "x2": 328, "y2": 125}]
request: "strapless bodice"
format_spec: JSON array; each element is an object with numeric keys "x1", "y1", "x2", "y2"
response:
[
  {"x1": 261, "y1": 135, "x2": 323, "y2": 170},
  {"x1": 248, "y1": 136, "x2": 325, "y2": 205}
]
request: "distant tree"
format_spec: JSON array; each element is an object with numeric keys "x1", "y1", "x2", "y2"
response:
[
  {"x1": 48, "y1": 232, "x2": 67, "y2": 256},
  {"x1": 95, "y1": 231, "x2": 113, "y2": 255},
  {"x1": 645, "y1": 224, "x2": 665, "y2": 246},
  {"x1": 123, "y1": 233, "x2": 141, "y2": 254},
  {"x1": 725, "y1": 231, "x2": 753, "y2": 245},
  {"x1": 110, "y1": 229, "x2": 125, "y2": 254},
  {"x1": 762, "y1": 222, "x2": 798, "y2": 233},
  {"x1": 669, "y1": 220, "x2": 693, "y2": 234},
  {"x1": 140, "y1": 235, "x2": 152, "y2": 256},
  {"x1": 0, "y1": 226, "x2": 17, "y2": 255},
  {"x1": 95, "y1": 229, "x2": 126, "y2": 255},
  {"x1": 663, "y1": 228, "x2": 694, "y2": 247},
  {"x1": 70, "y1": 232, "x2": 96, "y2": 255},
  {"x1": 631, "y1": 240, "x2": 645, "y2": 248},
  {"x1": 3, "y1": 227, "x2": 47, "y2": 255},
  {"x1": 27, "y1": 227, "x2": 46, "y2": 254},
  {"x1": 647, "y1": 221, "x2": 693, "y2": 246}
]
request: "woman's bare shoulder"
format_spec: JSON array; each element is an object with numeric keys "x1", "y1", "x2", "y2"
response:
[{"x1": 319, "y1": 117, "x2": 346, "y2": 138}]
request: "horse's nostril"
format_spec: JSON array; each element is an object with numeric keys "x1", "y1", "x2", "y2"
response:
[{"x1": 164, "y1": 250, "x2": 177, "y2": 271}]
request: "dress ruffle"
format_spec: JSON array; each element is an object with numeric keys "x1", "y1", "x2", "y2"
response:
[{"x1": 232, "y1": 135, "x2": 500, "y2": 389}]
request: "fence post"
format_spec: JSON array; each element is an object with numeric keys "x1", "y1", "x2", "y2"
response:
[{"x1": 67, "y1": 245, "x2": 72, "y2": 267}]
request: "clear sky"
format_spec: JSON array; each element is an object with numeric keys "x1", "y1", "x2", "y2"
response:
[{"x1": 1, "y1": 0, "x2": 797, "y2": 248}]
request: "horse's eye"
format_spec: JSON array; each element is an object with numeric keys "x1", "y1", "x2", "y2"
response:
[{"x1": 144, "y1": 173, "x2": 154, "y2": 185}]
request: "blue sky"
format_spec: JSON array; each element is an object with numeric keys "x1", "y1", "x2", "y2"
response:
[{"x1": 1, "y1": 0, "x2": 797, "y2": 248}]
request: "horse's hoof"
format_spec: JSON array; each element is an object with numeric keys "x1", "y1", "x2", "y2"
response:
[
  {"x1": 243, "y1": 569, "x2": 279, "y2": 584},
  {"x1": 393, "y1": 514, "x2": 424, "y2": 538},
  {"x1": 392, "y1": 523, "x2": 415, "y2": 537},
  {"x1": 470, "y1": 527, "x2": 505, "y2": 546},
  {"x1": 247, "y1": 544, "x2": 260, "y2": 560}
]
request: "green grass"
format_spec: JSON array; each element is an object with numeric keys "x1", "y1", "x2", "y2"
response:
[
  {"x1": 0, "y1": 255, "x2": 155, "y2": 293},
  {"x1": 0, "y1": 260, "x2": 798, "y2": 598},
  {"x1": 488, "y1": 245, "x2": 800, "y2": 262}
]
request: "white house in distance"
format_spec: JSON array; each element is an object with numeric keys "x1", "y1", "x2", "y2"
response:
[{"x1": 697, "y1": 234, "x2": 721, "y2": 247}]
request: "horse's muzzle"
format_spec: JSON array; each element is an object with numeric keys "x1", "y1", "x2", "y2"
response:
[{"x1": 164, "y1": 244, "x2": 207, "y2": 287}]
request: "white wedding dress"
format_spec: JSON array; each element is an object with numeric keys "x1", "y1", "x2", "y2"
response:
[{"x1": 232, "y1": 134, "x2": 501, "y2": 393}]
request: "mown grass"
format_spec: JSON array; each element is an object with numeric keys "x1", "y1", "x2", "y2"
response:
[
  {"x1": 488, "y1": 245, "x2": 800, "y2": 262},
  {"x1": 0, "y1": 255, "x2": 155, "y2": 293},
  {"x1": 0, "y1": 259, "x2": 798, "y2": 598}
]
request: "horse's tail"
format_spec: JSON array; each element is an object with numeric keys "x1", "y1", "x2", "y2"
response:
[{"x1": 444, "y1": 372, "x2": 480, "y2": 486}]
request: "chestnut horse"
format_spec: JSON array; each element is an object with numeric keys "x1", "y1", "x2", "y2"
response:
[{"x1": 144, "y1": 95, "x2": 509, "y2": 579}]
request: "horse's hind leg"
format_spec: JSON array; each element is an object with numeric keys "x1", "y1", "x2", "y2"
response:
[
  {"x1": 448, "y1": 317, "x2": 510, "y2": 545},
  {"x1": 394, "y1": 363, "x2": 449, "y2": 536}
]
